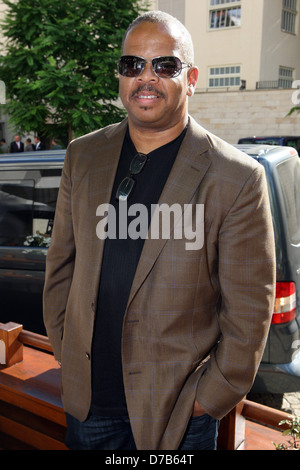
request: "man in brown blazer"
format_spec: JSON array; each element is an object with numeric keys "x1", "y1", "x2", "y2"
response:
[{"x1": 43, "y1": 11, "x2": 276, "y2": 450}]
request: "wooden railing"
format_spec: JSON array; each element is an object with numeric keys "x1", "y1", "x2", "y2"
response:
[
  {"x1": 0, "y1": 322, "x2": 67, "y2": 450},
  {"x1": 0, "y1": 322, "x2": 294, "y2": 450},
  {"x1": 218, "y1": 398, "x2": 295, "y2": 450},
  {"x1": 19, "y1": 327, "x2": 53, "y2": 352}
]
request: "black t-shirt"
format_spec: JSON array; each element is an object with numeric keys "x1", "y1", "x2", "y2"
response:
[{"x1": 91, "y1": 126, "x2": 187, "y2": 416}]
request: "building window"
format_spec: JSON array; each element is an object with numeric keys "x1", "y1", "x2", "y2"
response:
[
  {"x1": 282, "y1": 0, "x2": 298, "y2": 33},
  {"x1": 0, "y1": 169, "x2": 61, "y2": 247},
  {"x1": 209, "y1": 65, "x2": 241, "y2": 88},
  {"x1": 210, "y1": 0, "x2": 240, "y2": 5},
  {"x1": 279, "y1": 66, "x2": 294, "y2": 88},
  {"x1": 209, "y1": 0, "x2": 241, "y2": 29}
]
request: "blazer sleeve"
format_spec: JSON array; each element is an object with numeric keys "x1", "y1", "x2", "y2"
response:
[
  {"x1": 195, "y1": 164, "x2": 276, "y2": 419},
  {"x1": 43, "y1": 146, "x2": 75, "y2": 360}
]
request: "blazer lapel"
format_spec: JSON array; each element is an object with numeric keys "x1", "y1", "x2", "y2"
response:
[
  {"x1": 89, "y1": 119, "x2": 128, "y2": 208},
  {"x1": 88, "y1": 119, "x2": 128, "y2": 298},
  {"x1": 127, "y1": 117, "x2": 213, "y2": 307}
]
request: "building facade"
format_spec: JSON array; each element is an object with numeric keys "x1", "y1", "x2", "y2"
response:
[
  {"x1": 150, "y1": 0, "x2": 300, "y2": 91},
  {"x1": 149, "y1": 0, "x2": 300, "y2": 143}
]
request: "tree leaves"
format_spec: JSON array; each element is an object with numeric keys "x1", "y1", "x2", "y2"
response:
[{"x1": 0, "y1": 0, "x2": 142, "y2": 142}]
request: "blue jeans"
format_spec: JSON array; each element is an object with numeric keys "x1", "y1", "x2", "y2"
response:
[
  {"x1": 65, "y1": 413, "x2": 219, "y2": 450},
  {"x1": 178, "y1": 414, "x2": 220, "y2": 450}
]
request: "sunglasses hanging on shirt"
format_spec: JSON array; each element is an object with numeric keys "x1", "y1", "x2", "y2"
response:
[{"x1": 116, "y1": 152, "x2": 149, "y2": 202}]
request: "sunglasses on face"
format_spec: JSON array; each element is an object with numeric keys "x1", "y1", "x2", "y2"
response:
[
  {"x1": 116, "y1": 152, "x2": 149, "y2": 201},
  {"x1": 118, "y1": 55, "x2": 192, "y2": 79}
]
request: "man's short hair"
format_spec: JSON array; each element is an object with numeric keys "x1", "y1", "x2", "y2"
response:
[{"x1": 122, "y1": 10, "x2": 194, "y2": 65}]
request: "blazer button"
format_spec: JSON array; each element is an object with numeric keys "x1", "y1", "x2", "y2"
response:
[{"x1": 86, "y1": 352, "x2": 91, "y2": 360}]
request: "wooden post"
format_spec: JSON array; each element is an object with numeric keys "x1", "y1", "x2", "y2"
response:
[
  {"x1": 0, "y1": 322, "x2": 23, "y2": 367},
  {"x1": 217, "y1": 401, "x2": 246, "y2": 450}
]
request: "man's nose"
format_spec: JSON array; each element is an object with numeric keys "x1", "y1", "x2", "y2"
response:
[{"x1": 137, "y1": 62, "x2": 159, "y2": 82}]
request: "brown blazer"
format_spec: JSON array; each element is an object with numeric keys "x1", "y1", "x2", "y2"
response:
[{"x1": 43, "y1": 116, "x2": 276, "y2": 450}]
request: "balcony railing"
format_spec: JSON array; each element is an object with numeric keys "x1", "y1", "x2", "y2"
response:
[
  {"x1": 256, "y1": 80, "x2": 294, "y2": 89},
  {"x1": 256, "y1": 80, "x2": 280, "y2": 89}
]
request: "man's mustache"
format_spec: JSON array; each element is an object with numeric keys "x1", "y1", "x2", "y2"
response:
[{"x1": 130, "y1": 85, "x2": 165, "y2": 99}]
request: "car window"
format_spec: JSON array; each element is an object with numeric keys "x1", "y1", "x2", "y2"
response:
[
  {"x1": 276, "y1": 157, "x2": 300, "y2": 245},
  {"x1": 285, "y1": 138, "x2": 300, "y2": 153},
  {"x1": 255, "y1": 138, "x2": 281, "y2": 146},
  {"x1": 0, "y1": 168, "x2": 61, "y2": 247},
  {"x1": 238, "y1": 139, "x2": 255, "y2": 144}
]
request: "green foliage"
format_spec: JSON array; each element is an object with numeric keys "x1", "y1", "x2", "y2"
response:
[
  {"x1": 288, "y1": 106, "x2": 300, "y2": 116},
  {"x1": 0, "y1": 0, "x2": 143, "y2": 142},
  {"x1": 273, "y1": 415, "x2": 300, "y2": 450}
]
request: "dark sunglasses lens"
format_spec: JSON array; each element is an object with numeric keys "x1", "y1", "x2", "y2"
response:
[
  {"x1": 153, "y1": 57, "x2": 181, "y2": 78},
  {"x1": 118, "y1": 56, "x2": 144, "y2": 77},
  {"x1": 116, "y1": 177, "x2": 135, "y2": 201},
  {"x1": 129, "y1": 153, "x2": 148, "y2": 174}
]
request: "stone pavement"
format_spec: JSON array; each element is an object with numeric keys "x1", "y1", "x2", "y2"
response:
[
  {"x1": 282, "y1": 392, "x2": 300, "y2": 416},
  {"x1": 248, "y1": 392, "x2": 300, "y2": 416}
]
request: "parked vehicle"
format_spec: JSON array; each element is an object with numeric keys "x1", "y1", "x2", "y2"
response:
[
  {"x1": 0, "y1": 150, "x2": 65, "y2": 334},
  {"x1": 0, "y1": 145, "x2": 299, "y2": 393},
  {"x1": 238, "y1": 136, "x2": 300, "y2": 154},
  {"x1": 236, "y1": 144, "x2": 300, "y2": 393}
]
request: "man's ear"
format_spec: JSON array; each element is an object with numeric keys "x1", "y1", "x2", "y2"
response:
[{"x1": 187, "y1": 66, "x2": 199, "y2": 96}]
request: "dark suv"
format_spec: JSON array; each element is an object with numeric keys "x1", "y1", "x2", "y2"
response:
[
  {"x1": 0, "y1": 150, "x2": 65, "y2": 334},
  {"x1": 236, "y1": 144, "x2": 300, "y2": 393},
  {"x1": 0, "y1": 146, "x2": 299, "y2": 393}
]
